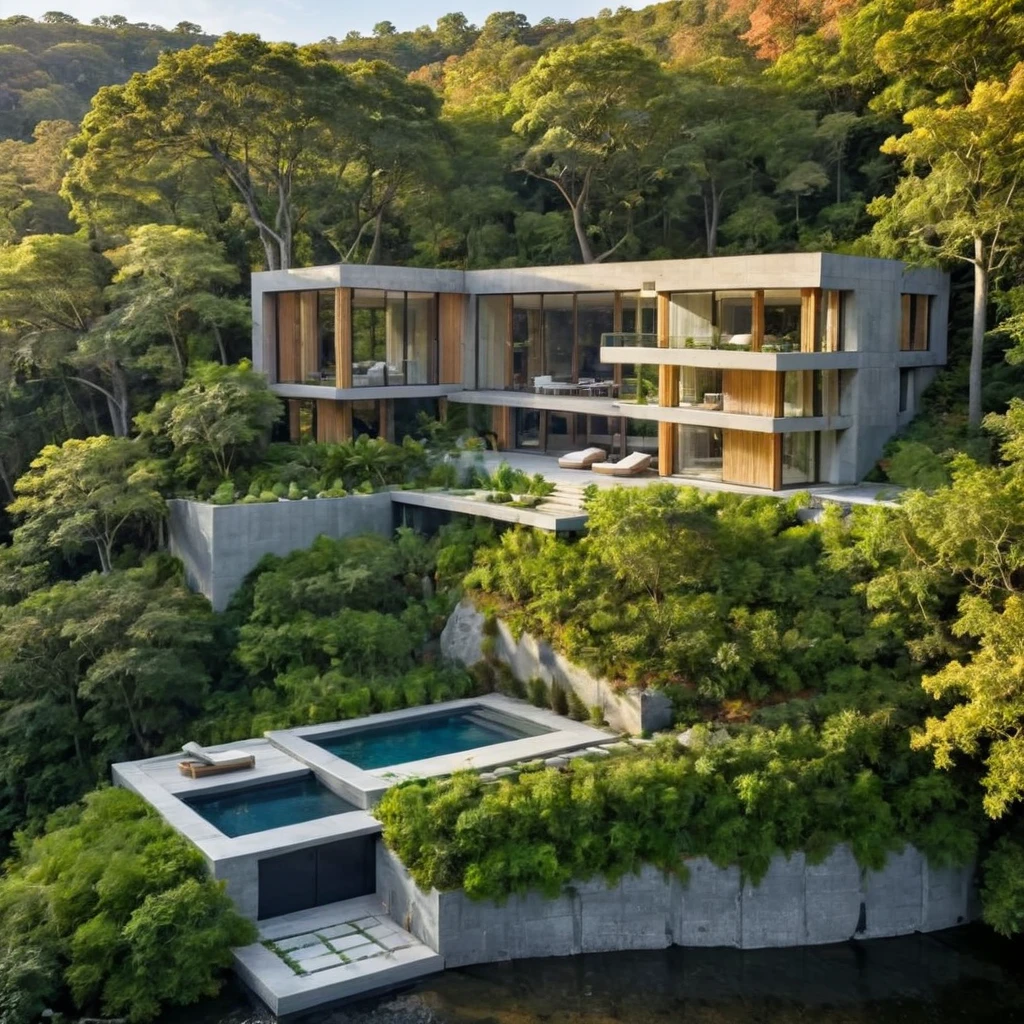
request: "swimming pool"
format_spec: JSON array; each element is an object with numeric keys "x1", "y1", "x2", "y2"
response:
[
  {"x1": 184, "y1": 775, "x2": 356, "y2": 837},
  {"x1": 312, "y1": 708, "x2": 552, "y2": 770}
]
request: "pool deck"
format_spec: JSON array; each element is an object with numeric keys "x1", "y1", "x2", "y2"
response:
[{"x1": 234, "y1": 894, "x2": 443, "y2": 1016}]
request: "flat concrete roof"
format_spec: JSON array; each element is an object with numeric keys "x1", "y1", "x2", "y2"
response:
[{"x1": 392, "y1": 488, "x2": 589, "y2": 533}]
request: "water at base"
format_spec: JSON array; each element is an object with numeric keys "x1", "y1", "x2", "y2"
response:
[{"x1": 183, "y1": 926, "x2": 1024, "y2": 1024}]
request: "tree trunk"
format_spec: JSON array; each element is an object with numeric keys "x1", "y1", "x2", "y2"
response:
[
  {"x1": 969, "y1": 239, "x2": 987, "y2": 428},
  {"x1": 212, "y1": 323, "x2": 228, "y2": 365},
  {"x1": 572, "y1": 201, "x2": 596, "y2": 264},
  {"x1": 0, "y1": 456, "x2": 14, "y2": 504},
  {"x1": 111, "y1": 363, "x2": 130, "y2": 437},
  {"x1": 366, "y1": 208, "x2": 385, "y2": 265},
  {"x1": 97, "y1": 538, "x2": 112, "y2": 574},
  {"x1": 702, "y1": 186, "x2": 720, "y2": 257}
]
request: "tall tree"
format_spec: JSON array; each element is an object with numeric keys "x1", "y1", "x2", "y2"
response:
[
  {"x1": 508, "y1": 39, "x2": 669, "y2": 263},
  {"x1": 65, "y1": 35, "x2": 359, "y2": 270},
  {"x1": 871, "y1": 66, "x2": 1024, "y2": 426}
]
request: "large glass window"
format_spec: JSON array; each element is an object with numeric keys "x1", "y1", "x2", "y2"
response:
[
  {"x1": 576, "y1": 292, "x2": 614, "y2": 381},
  {"x1": 669, "y1": 292, "x2": 714, "y2": 347},
  {"x1": 477, "y1": 295, "x2": 508, "y2": 389},
  {"x1": 620, "y1": 292, "x2": 656, "y2": 335},
  {"x1": 626, "y1": 418, "x2": 658, "y2": 456},
  {"x1": 547, "y1": 411, "x2": 575, "y2": 452},
  {"x1": 544, "y1": 293, "x2": 574, "y2": 381},
  {"x1": 318, "y1": 291, "x2": 336, "y2": 383},
  {"x1": 676, "y1": 426, "x2": 723, "y2": 480},
  {"x1": 351, "y1": 399, "x2": 381, "y2": 439},
  {"x1": 514, "y1": 408, "x2": 541, "y2": 448},
  {"x1": 763, "y1": 290, "x2": 801, "y2": 351},
  {"x1": 680, "y1": 367, "x2": 723, "y2": 407},
  {"x1": 406, "y1": 292, "x2": 436, "y2": 385},
  {"x1": 352, "y1": 290, "x2": 387, "y2": 384},
  {"x1": 393, "y1": 397, "x2": 439, "y2": 441},
  {"x1": 716, "y1": 291, "x2": 754, "y2": 348},
  {"x1": 784, "y1": 371, "x2": 819, "y2": 417},
  {"x1": 385, "y1": 293, "x2": 405, "y2": 383},
  {"x1": 512, "y1": 294, "x2": 542, "y2": 390},
  {"x1": 782, "y1": 432, "x2": 816, "y2": 485}
]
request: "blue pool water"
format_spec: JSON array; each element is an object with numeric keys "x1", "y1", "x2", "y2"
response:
[
  {"x1": 313, "y1": 710, "x2": 550, "y2": 770},
  {"x1": 184, "y1": 775, "x2": 356, "y2": 837}
]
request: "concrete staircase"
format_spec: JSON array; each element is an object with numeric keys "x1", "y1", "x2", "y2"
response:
[{"x1": 536, "y1": 482, "x2": 589, "y2": 515}]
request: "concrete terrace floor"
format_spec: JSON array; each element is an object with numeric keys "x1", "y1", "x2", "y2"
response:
[{"x1": 470, "y1": 451, "x2": 903, "y2": 507}]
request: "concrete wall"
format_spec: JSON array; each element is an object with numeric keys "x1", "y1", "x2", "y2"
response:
[
  {"x1": 440, "y1": 600, "x2": 674, "y2": 735},
  {"x1": 376, "y1": 842, "x2": 974, "y2": 964},
  {"x1": 168, "y1": 492, "x2": 394, "y2": 610}
]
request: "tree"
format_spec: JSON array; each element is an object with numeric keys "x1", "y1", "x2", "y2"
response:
[
  {"x1": 871, "y1": 66, "x2": 1024, "y2": 426},
  {"x1": 436, "y1": 12, "x2": 474, "y2": 50},
  {"x1": 41, "y1": 11, "x2": 79, "y2": 23},
  {"x1": 8, "y1": 436, "x2": 165, "y2": 573},
  {"x1": 509, "y1": 39, "x2": 669, "y2": 263},
  {"x1": 104, "y1": 224, "x2": 247, "y2": 373},
  {"x1": 136, "y1": 360, "x2": 282, "y2": 483},
  {"x1": 373, "y1": 20, "x2": 397, "y2": 36},
  {"x1": 173, "y1": 20, "x2": 202, "y2": 33},
  {"x1": 66, "y1": 35, "x2": 359, "y2": 270}
]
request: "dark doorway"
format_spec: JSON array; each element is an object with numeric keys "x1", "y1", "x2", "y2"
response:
[{"x1": 257, "y1": 835, "x2": 377, "y2": 920}]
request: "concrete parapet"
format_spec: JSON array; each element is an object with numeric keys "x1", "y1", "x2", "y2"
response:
[{"x1": 168, "y1": 492, "x2": 393, "y2": 610}]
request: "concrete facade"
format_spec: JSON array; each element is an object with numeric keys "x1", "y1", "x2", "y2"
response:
[
  {"x1": 440, "y1": 599, "x2": 674, "y2": 735},
  {"x1": 375, "y1": 842, "x2": 974, "y2": 964},
  {"x1": 167, "y1": 491, "x2": 393, "y2": 610}
]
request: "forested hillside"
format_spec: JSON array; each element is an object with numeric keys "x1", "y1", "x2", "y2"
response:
[{"x1": 4, "y1": 3, "x2": 1024, "y2": 1017}]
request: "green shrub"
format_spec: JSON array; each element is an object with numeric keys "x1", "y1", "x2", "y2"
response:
[
  {"x1": 884, "y1": 440, "x2": 950, "y2": 490},
  {"x1": 566, "y1": 689, "x2": 588, "y2": 721},
  {"x1": 549, "y1": 681, "x2": 569, "y2": 716},
  {"x1": 239, "y1": 494, "x2": 260, "y2": 504},
  {"x1": 271, "y1": 482, "x2": 288, "y2": 498},
  {"x1": 589, "y1": 704, "x2": 605, "y2": 727},
  {"x1": 527, "y1": 677, "x2": 548, "y2": 707},
  {"x1": 287, "y1": 481, "x2": 303, "y2": 500},
  {"x1": 487, "y1": 491, "x2": 513, "y2": 504},
  {"x1": 0, "y1": 788, "x2": 253, "y2": 1024},
  {"x1": 210, "y1": 480, "x2": 235, "y2": 504},
  {"x1": 258, "y1": 490, "x2": 278, "y2": 502}
]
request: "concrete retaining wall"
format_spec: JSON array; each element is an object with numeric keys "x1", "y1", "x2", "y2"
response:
[
  {"x1": 168, "y1": 492, "x2": 394, "y2": 610},
  {"x1": 440, "y1": 600, "x2": 674, "y2": 735},
  {"x1": 376, "y1": 842, "x2": 974, "y2": 964}
]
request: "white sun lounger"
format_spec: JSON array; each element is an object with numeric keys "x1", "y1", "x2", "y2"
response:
[
  {"x1": 592, "y1": 451, "x2": 653, "y2": 477},
  {"x1": 557, "y1": 447, "x2": 608, "y2": 470},
  {"x1": 179, "y1": 742, "x2": 255, "y2": 778}
]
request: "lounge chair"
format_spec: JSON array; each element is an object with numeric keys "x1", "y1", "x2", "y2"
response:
[
  {"x1": 178, "y1": 742, "x2": 256, "y2": 779},
  {"x1": 558, "y1": 447, "x2": 608, "y2": 470},
  {"x1": 592, "y1": 451, "x2": 653, "y2": 477}
]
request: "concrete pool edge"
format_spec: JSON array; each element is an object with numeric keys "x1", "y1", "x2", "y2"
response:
[{"x1": 266, "y1": 694, "x2": 613, "y2": 802}]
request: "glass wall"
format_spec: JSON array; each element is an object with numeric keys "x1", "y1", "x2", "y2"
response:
[
  {"x1": 716, "y1": 291, "x2": 754, "y2": 347},
  {"x1": 351, "y1": 290, "x2": 438, "y2": 387},
  {"x1": 514, "y1": 408, "x2": 541, "y2": 448},
  {"x1": 476, "y1": 295, "x2": 508, "y2": 389},
  {"x1": 676, "y1": 426, "x2": 723, "y2": 480},
  {"x1": 577, "y1": 292, "x2": 614, "y2": 380},
  {"x1": 393, "y1": 397, "x2": 439, "y2": 441},
  {"x1": 620, "y1": 292, "x2": 656, "y2": 400},
  {"x1": 669, "y1": 292, "x2": 714, "y2": 346},
  {"x1": 406, "y1": 292, "x2": 436, "y2": 385},
  {"x1": 783, "y1": 371, "x2": 820, "y2": 417},
  {"x1": 274, "y1": 289, "x2": 339, "y2": 384},
  {"x1": 781, "y1": 432, "x2": 816, "y2": 485},
  {"x1": 544, "y1": 293, "x2": 574, "y2": 381},
  {"x1": 351, "y1": 399, "x2": 381, "y2": 439},
  {"x1": 679, "y1": 367, "x2": 723, "y2": 407},
  {"x1": 512, "y1": 294, "x2": 542, "y2": 389},
  {"x1": 763, "y1": 290, "x2": 802, "y2": 350},
  {"x1": 318, "y1": 291, "x2": 336, "y2": 381}
]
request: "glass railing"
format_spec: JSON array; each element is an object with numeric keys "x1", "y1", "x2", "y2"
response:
[{"x1": 601, "y1": 332, "x2": 803, "y2": 353}]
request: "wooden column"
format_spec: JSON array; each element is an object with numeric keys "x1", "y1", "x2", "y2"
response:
[
  {"x1": 722, "y1": 430, "x2": 780, "y2": 489},
  {"x1": 657, "y1": 293, "x2": 669, "y2": 347},
  {"x1": 335, "y1": 288, "x2": 353, "y2": 388},
  {"x1": 899, "y1": 294, "x2": 912, "y2": 351},
  {"x1": 287, "y1": 399, "x2": 301, "y2": 442},
  {"x1": 277, "y1": 292, "x2": 301, "y2": 382},
  {"x1": 658, "y1": 422, "x2": 675, "y2": 477},
  {"x1": 751, "y1": 289, "x2": 765, "y2": 351},
  {"x1": 299, "y1": 291, "x2": 318, "y2": 381},
  {"x1": 825, "y1": 290, "x2": 841, "y2": 352},
  {"x1": 800, "y1": 288, "x2": 821, "y2": 353},
  {"x1": 316, "y1": 400, "x2": 351, "y2": 444},
  {"x1": 439, "y1": 293, "x2": 465, "y2": 384},
  {"x1": 493, "y1": 406, "x2": 512, "y2": 449},
  {"x1": 913, "y1": 294, "x2": 930, "y2": 351}
]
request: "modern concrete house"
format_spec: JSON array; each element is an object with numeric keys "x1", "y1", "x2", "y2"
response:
[{"x1": 251, "y1": 253, "x2": 948, "y2": 489}]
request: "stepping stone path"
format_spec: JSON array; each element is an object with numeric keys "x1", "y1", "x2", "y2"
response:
[{"x1": 264, "y1": 912, "x2": 414, "y2": 976}]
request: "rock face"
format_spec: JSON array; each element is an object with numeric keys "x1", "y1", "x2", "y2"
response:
[{"x1": 440, "y1": 600, "x2": 674, "y2": 735}]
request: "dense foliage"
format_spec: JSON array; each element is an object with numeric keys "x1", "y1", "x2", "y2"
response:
[
  {"x1": 0, "y1": 787, "x2": 253, "y2": 1024},
  {"x1": 376, "y1": 717, "x2": 979, "y2": 900}
]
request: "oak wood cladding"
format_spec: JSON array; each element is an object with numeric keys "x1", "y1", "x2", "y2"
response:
[
  {"x1": 658, "y1": 421, "x2": 675, "y2": 477},
  {"x1": 723, "y1": 429, "x2": 780, "y2": 489},
  {"x1": 439, "y1": 293, "x2": 464, "y2": 384},
  {"x1": 825, "y1": 290, "x2": 841, "y2": 352},
  {"x1": 751, "y1": 289, "x2": 765, "y2": 351},
  {"x1": 493, "y1": 405, "x2": 512, "y2": 449},
  {"x1": 335, "y1": 288, "x2": 352, "y2": 388},
  {"x1": 723, "y1": 369, "x2": 783, "y2": 416},
  {"x1": 659, "y1": 365, "x2": 680, "y2": 407},
  {"x1": 657, "y1": 293, "x2": 669, "y2": 347},
  {"x1": 800, "y1": 288, "x2": 821, "y2": 353},
  {"x1": 316, "y1": 400, "x2": 351, "y2": 443},
  {"x1": 276, "y1": 292, "x2": 301, "y2": 382},
  {"x1": 299, "y1": 291, "x2": 318, "y2": 381},
  {"x1": 913, "y1": 294, "x2": 929, "y2": 351},
  {"x1": 287, "y1": 399, "x2": 301, "y2": 443}
]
